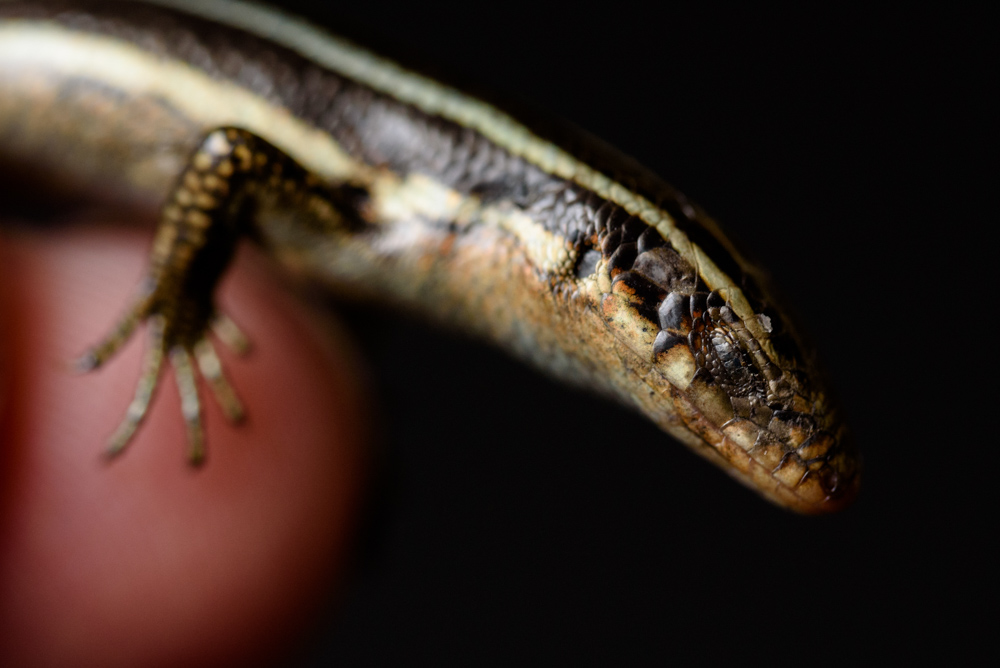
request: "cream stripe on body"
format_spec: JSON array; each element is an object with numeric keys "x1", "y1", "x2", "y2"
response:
[
  {"x1": 0, "y1": 23, "x2": 574, "y2": 273},
  {"x1": 0, "y1": 4, "x2": 761, "y2": 340},
  {"x1": 0, "y1": 24, "x2": 361, "y2": 182},
  {"x1": 140, "y1": 0, "x2": 761, "y2": 332}
]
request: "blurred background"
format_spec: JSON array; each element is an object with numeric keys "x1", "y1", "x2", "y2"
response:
[
  {"x1": 5, "y1": 0, "x2": 993, "y2": 663},
  {"x1": 276, "y1": 1, "x2": 993, "y2": 663}
]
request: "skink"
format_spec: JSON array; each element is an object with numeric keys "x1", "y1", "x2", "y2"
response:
[{"x1": 0, "y1": 0, "x2": 860, "y2": 512}]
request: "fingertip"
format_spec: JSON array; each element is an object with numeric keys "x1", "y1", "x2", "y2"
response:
[{"x1": 0, "y1": 226, "x2": 370, "y2": 667}]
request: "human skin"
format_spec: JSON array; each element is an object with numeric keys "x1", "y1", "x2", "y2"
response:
[{"x1": 0, "y1": 223, "x2": 369, "y2": 667}]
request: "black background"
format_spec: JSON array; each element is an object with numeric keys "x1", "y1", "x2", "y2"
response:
[
  {"x1": 9, "y1": 0, "x2": 993, "y2": 663},
  {"x1": 262, "y1": 1, "x2": 994, "y2": 664}
]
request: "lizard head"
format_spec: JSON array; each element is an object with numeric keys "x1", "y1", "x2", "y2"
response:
[{"x1": 588, "y1": 197, "x2": 860, "y2": 513}]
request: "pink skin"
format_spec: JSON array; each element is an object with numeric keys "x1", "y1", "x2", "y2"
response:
[{"x1": 0, "y1": 224, "x2": 369, "y2": 667}]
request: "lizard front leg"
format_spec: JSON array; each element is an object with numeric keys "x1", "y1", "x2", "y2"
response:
[{"x1": 77, "y1": 127, "x2": 352, "y2": 464}]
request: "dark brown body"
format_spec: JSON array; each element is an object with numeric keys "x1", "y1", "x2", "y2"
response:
[{"x1": 0, "y1": 0, "x2": 859, "y2": 511}]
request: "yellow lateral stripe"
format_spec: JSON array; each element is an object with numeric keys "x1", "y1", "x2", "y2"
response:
[
  {"x1": 0, "y1": 2, "x2": 755, "y2": 330},
  {"x1": 0, "y1": 23, "x2": 574, "y2": 274},
  {"x1": 0, "y1": 23, "x2": 362, "y2": 183},
  {"x1": 147, "y1": 0, "x2": 670, "y2": 226},
  {"x1": 141, "y1": 0, "x2": 753, "y2": 322}
]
